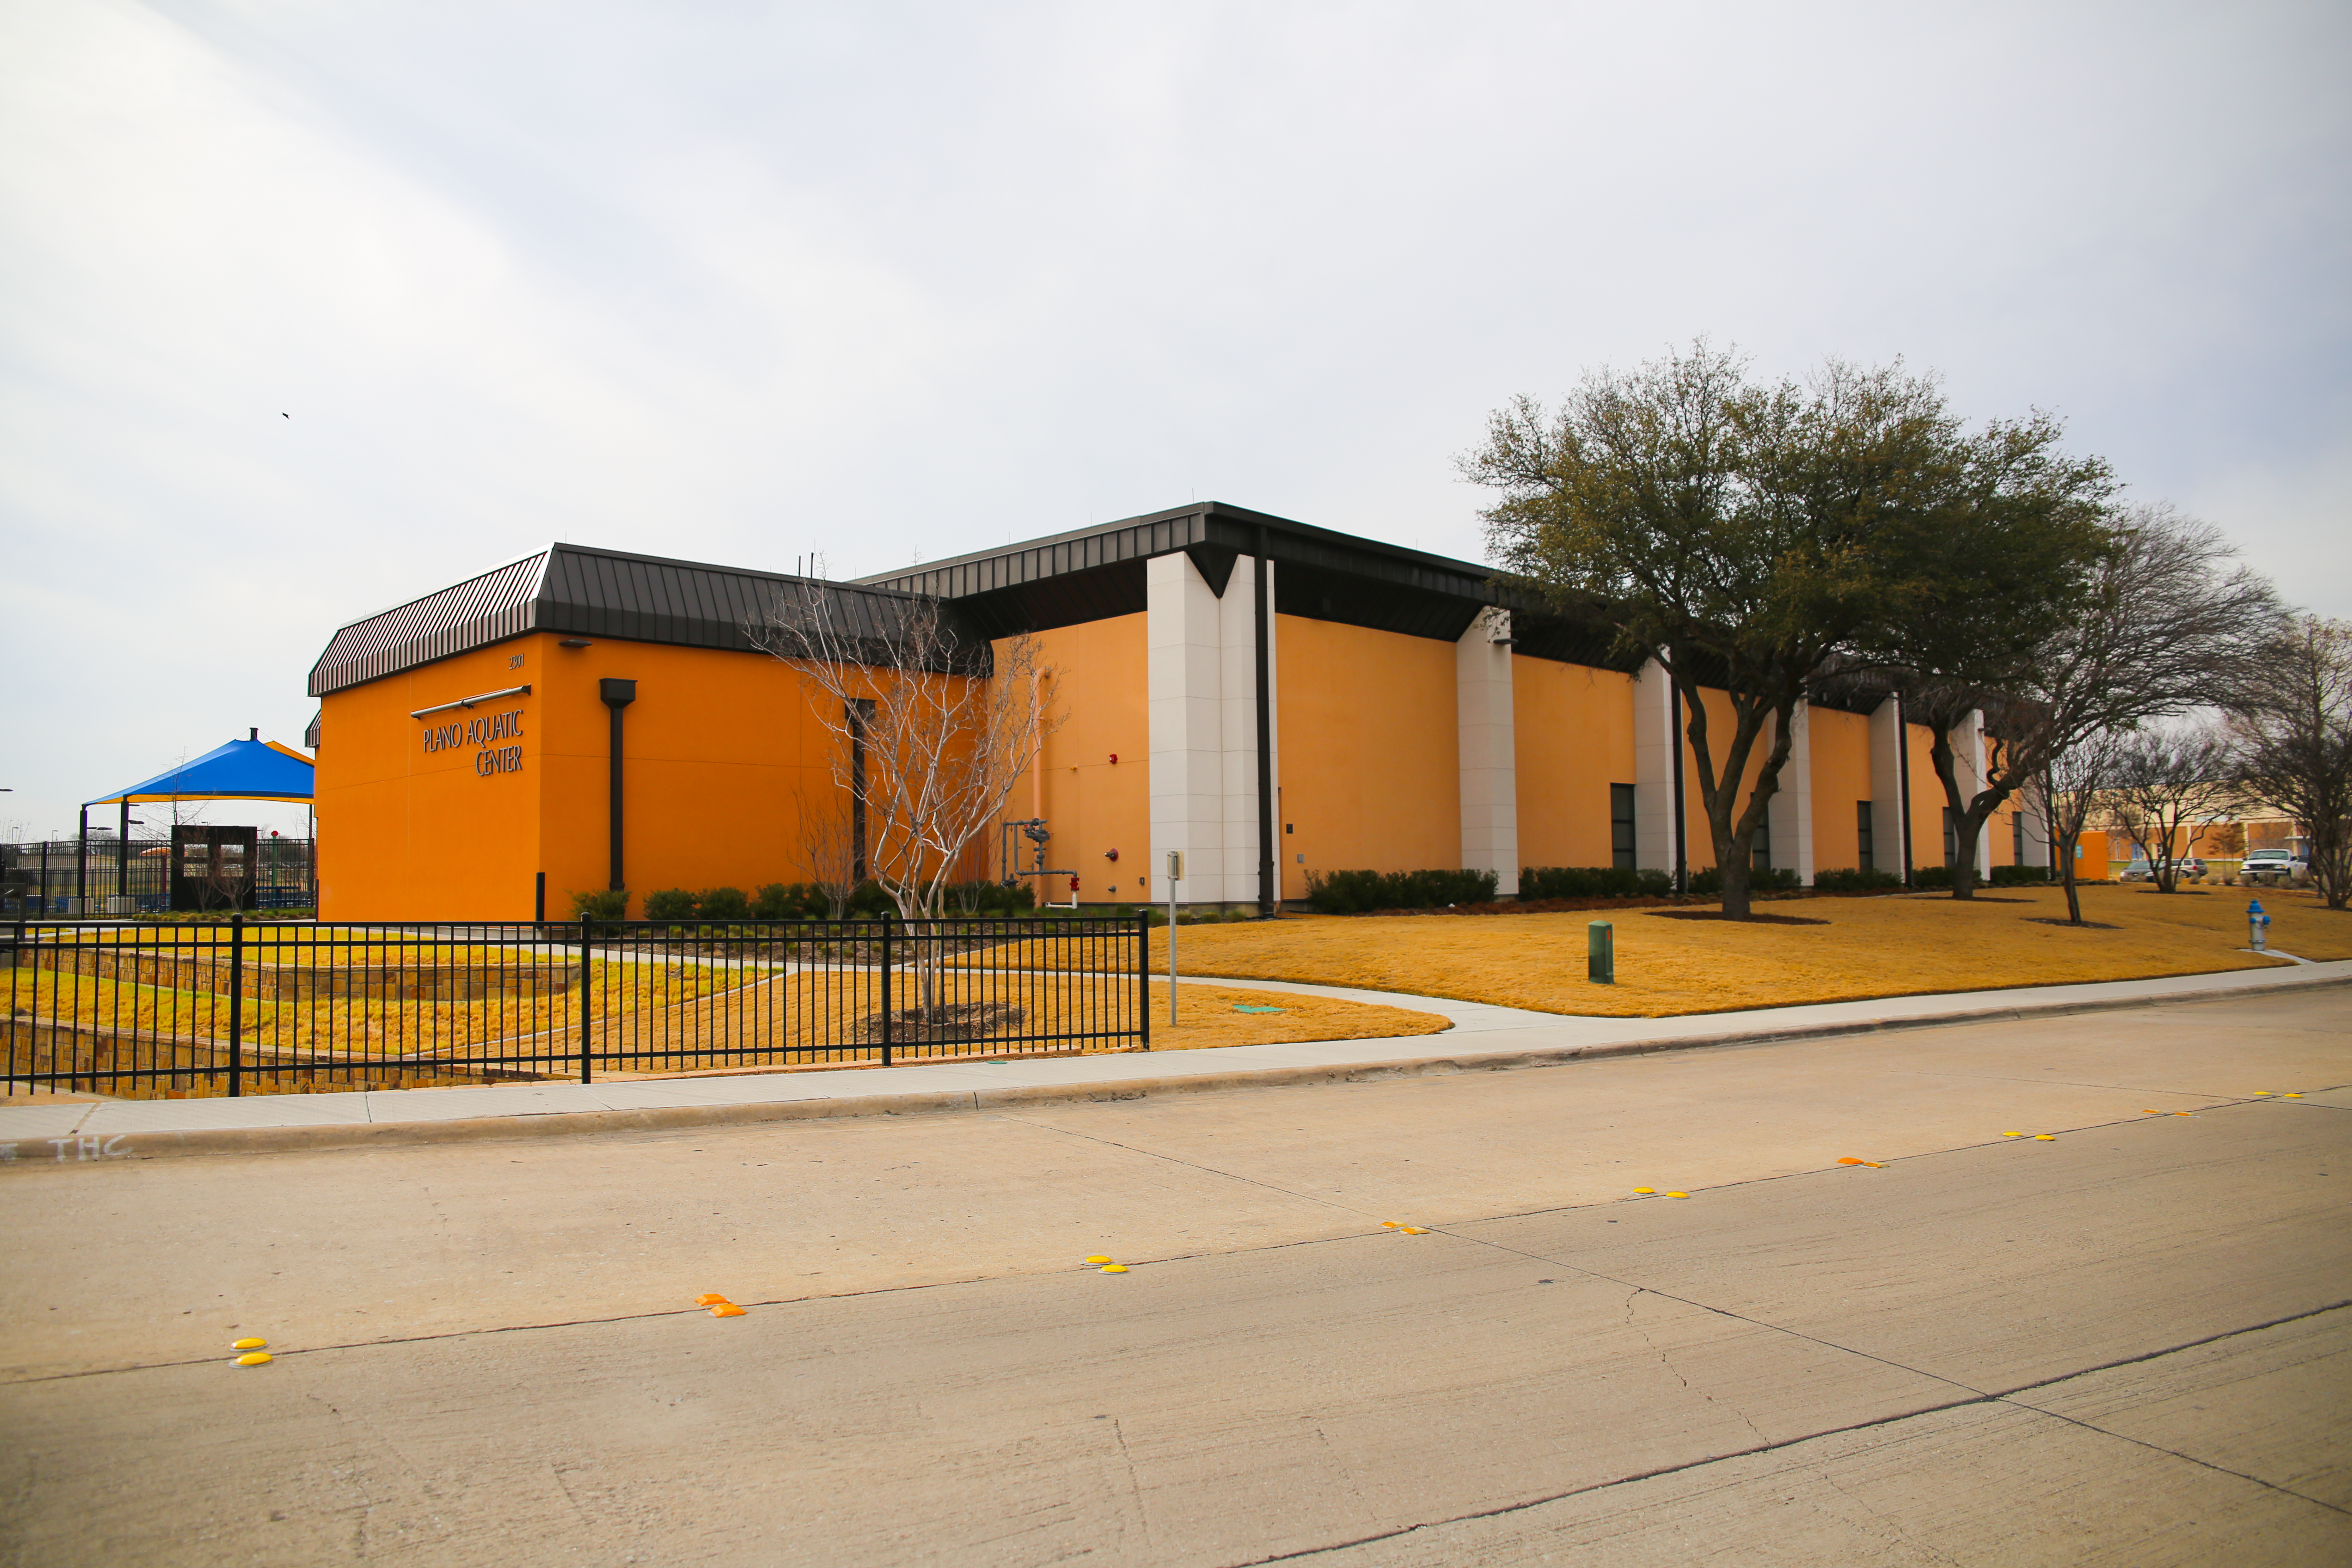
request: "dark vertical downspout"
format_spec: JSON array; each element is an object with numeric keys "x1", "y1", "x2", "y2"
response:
[
  {"x1": 117, "y1": 800, "x2": 130, "y2": 912},
  {"x1": 75, "y1": 806, "x2": 88, "y2": 913},
  {"x1": 600, "y1": 679, "x2": 636, "y2": 897},
  {"x1": 1253, "y1": 526, "x2": 1274, "y2": 917},
  {"x1": 1895, "y1": 691, "x2": 1915, "y2": 887}
]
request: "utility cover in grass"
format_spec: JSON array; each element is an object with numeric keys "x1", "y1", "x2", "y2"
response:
[{"x1": 1231, "y1": 1004, "x2": 1285, "y2": 1013}]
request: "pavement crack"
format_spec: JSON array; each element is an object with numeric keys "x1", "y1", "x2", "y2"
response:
[{"x1": 1212, "y1": 1298, "x2": 2352, "y2": 1566}]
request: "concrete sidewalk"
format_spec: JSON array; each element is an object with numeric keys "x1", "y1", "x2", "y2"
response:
[{"x1": 6, "y1": 958, "x2": 2346, "y2": 1165}]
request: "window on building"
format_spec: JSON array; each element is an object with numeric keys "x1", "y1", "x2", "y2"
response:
[
  {"x1": 2012, "y1": 810, "x2": 2025, "y2": 863},
  {"x1": 1943, "y1": 807, "x2": 1958, "y2": 867},
  {"x1": 1610, "y1": 784, "x2": 1636, "y2": 870},
  {"x1": 1857, "y1": 801, "x2": 1874, "y2": 871},
  {"x1": 1752, "y1": 814, "x2": 1772, "y2": 870}
]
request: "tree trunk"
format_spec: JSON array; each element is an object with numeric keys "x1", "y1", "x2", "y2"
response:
[{"x1": 1923, "y1": 724, "x2": 2012, "y2": 902}]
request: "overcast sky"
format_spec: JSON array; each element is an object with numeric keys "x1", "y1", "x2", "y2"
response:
[{"x1": 2, "y1": 0, "x2": 2346, "y2": 839}]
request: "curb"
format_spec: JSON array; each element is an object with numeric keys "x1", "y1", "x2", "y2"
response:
[{"x1": 9, "y1": 969, "x2": 2347, "y2": 1169}]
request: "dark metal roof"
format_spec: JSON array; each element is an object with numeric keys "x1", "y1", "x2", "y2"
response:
[
  {"x1": 857, "y1": 501, "x2": 1632, "y2": 660},
  {"x1": 308, "y1": 544, "x2": 985, "y2": 695}
]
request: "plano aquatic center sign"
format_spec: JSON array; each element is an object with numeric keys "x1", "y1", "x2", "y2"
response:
[{"x1": 422, "y1": 708, "x2": 526, "y2": 777}]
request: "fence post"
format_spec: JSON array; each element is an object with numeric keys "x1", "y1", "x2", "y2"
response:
[
  {"x1": 578, "y1": 918, "x2": 594, "y2": 1084},
  {"x1": 879, "y1": 911, "x2": 894, "y2": 1068},
  {"x1": 226, "y1": 914, "x2": 245, "y2": 1097},
  {"x1": 1138, "y1": 910, "x2": 1151, "y2": 1051}
]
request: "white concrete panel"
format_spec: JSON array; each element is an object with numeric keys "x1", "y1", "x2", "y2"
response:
[
  {"x1": 1766, "y1": 700, "x2": 1815, "y2": 884},
  {"x1": 1148, "y1": 551, "x2": 1274, "y2": 909},
  {"x1": 1457, "y1": 607, "x2": 1519, "y2": 894},
  {"x1": 1868, "y1": 695, "x2": 1907, "y2": 876},
  {"x1": 1947, "y1": 710, "x2": 1993, "y2": 877},
  {"x1": 1632, "y1": 657, "x2": 1680, "y2": 874}
]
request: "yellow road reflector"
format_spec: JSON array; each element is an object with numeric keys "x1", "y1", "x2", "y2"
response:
[
  {"x1": 1665, "y1": 1191, "x2": 1689, "y2": 1199},
  {"x1": 234, "y1": 1352, "x2": 272, "y2": 1366},
  {"x1": 2144, "y1": 1109, "x2": 2162, "y2": 1113},
  {"x1": 2285, "y1": 1093, "x2": 2304, "y2": 1098},
  {"x1": 1836, "y1": 1157, "x2": 1865, "y2": 1166},
  {"x1": 1862, "y1": 1161, "x2": 1885, "y2": 1169},
  {"x1": 2254, "y1": 1091, "x2": 2272, "y2": 1096},
  {"x1": 1380, "y1": 1221, "x2": 1401, "y2": 1229},
  {"x1": 1399, "y1": 1226, "x2": 1430, "y2": 1235},
  {"x1": 1099, "y1": 1264, "x2": 1129, "y2": 1274},
  {"x1": 709, "y1": 1304, "x2": 746, "y2": 1317},
  {"x1": 2174, "y1": 1111, "x2": 2194, "y2": 1116},
  {"x1": 694, "y1": 1294, "x2": 733, "y2": 1307},
  {"x1": 1632, "y1": 1187, "x2": 1656, "y2": 1194},
  {"x1": 2034, "y1": 1135, "x2": 2056, "y2": 1142},
  {"x1": 1084, "y1": 1255, "x2": 1113, "y2": 1265},
  {"x1": 231, "y1": 1337, "x2": 267, "y2": 1350}
]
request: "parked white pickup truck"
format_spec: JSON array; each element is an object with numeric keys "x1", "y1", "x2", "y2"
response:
[{"x1": 2238, "y1": 849, "x2": 2310, "y2": 887}]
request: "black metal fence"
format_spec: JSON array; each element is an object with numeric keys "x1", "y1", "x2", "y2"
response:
[
  {"x1": 1, "y1": 839, "x2": 317, "y2": 916},
  {"x1": 2, "y1": 914, "x2": 1149, "y2": 1099}
]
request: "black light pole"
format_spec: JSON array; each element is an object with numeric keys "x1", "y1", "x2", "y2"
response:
[
  {"x1": 1253, "y1": 524, "x2": 1275, "y2": 917},
  {"x1": 118, "y1": 799, "x2": 129, "y2": 911},
  {"x1": 600, "y1": 679, "x2": 636, "y2": 899},
  {"x1": 75, "y1": 805, "x2": 89, "y2": 913}
]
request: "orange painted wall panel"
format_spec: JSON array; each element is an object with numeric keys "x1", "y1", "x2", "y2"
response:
[
  {"x1": 1002, "y1": 614, "x2": 1150, "y2": 903},
  {"x1": 1808, "y1": 707, "x2": 1871, "y2": 873},
  {"x1": 319, "y1": 633, "x2": 847, "y2": 920},
  {"x1": 1513, "y1": 658, "x2": 1635, "y2": 870},
  {"x1": 1274, "y1": 615, "x2": 1459, "y2": 898},
  {"x1": 315, "y1": 640, "x2": 545, "y2": 921}
]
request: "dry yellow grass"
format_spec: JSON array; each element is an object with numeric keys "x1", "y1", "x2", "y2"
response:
[
  {"x1": 1111, "y1": 884, "x2": 2351, "y2": 1018},
  {"x1": 1142, "y1": 981, "x2": 1450, "y2": 1050}
]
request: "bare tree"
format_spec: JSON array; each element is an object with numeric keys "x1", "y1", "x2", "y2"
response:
[
  {"x1": 1896, "y1": 504, "x2": 2281, "y2": 898},
  {"x1": 2230, "y1": 615, "x2": 2352, "y2": 909},
  {"x1": 753, "y1": 581, "x2": 1062, "y2": 1014},
  {"x1": 791, "y1": 781, "x2": 861, "y2": 919},
  {"x1": 2042, "y1": 724, "x2": 2127, "y2": 926},
  {"x1": 2099, "y1": 724, "x2": 2239, "y2": 893}
]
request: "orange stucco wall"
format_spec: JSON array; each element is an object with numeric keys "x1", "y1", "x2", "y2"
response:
[
  {"x1": 1513, "y1": 658, "x2": 1635, "y2": 870},
  {"x1": 315, "y1": 639, "x2": 545, "y2": 920},
  {"x1": 1274, "y1": 615, "x2": 1460, "y2": 899},
  {"x1": 1003, "y1": 614, "x2": 1150, "y2": 903},
  {"x1": 1808, "y1": 706, "x2": 1871, "y2": 873},
  {"x1": 318, "y1": 632, "x2": 850, "y2": 920}
]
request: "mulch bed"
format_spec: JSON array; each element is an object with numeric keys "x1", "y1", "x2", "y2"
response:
[
  {"x1": 1646, "y1": 910, "x2": 1830, "y2": 925},
  {"x1": 2024, "y1": 917, "x2": 2122, "y2": 930}
]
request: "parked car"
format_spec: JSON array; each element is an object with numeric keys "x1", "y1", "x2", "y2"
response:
[
  {"x1": 2238, "y1": 849, "x2": 2310, "y2": 886},
  {"x1": 2120, "y1": 856, "x2": 2209, "y2": 885}
]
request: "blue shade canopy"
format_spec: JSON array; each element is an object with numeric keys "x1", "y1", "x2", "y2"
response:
[{"x1": 89, "y1": 738, "x2": 314, "y2": 805}]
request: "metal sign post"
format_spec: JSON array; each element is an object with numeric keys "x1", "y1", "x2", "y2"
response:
[{"x1": 1165, "y1": 849, "x2": 1182, "y2": 1026}]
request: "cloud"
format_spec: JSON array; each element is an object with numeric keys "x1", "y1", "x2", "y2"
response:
[{"x1": 0, "y1": 0, "x2": 2345, "y2": 836}]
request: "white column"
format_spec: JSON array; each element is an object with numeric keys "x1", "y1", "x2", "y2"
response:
[
  {"x1": 2020, "y1": 779, "x2": 2052, "y2": 867},
  {"x1": 1949, "y1": 710, "x2": 1993, "y2": 877},
  {"x1": 1766, "y1": 700, "x2": 1815, "y2": 884},
  {"x1": 1149, "y1": 553, "x2": 1228, "y2": 903},
  {"x1": 1867, "y1": 695, "x2": 1905, "y2": 874},
  {"x1": 1456, "y1": 607, "x2": 1519, "y2": 894},
  {"x1": 1148, "y1": 551, "x2": 1271, "y2": 909},
  {"x1": 1632, "y1": 656, "x2": 1679, "y2": 874}
]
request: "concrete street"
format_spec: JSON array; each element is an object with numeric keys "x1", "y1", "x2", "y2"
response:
[{"x1": 3, "y1": 986, "x2": 2348, "y2": 1565}]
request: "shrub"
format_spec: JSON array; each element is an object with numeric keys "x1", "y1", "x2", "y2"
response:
[
  {"x1": 1913, "y1": 865, "x2": 1952, "y2": 889},
  {"x1": 1812, "y1": 867, "x2": 1904, "y2": 892},
  {"x1": 946, "y1": 879, "x2": 1038, "y2": 915},
  {"x1": 697, "y1": 886, "x2": 751, "y2": 921},
  {"x1": 1304, "y1": 867, "x2": 1499, "y2": 914},
  {"x1": 569, "y1": 888, "x2": 627, "y2": 920},
  {"x1": 643, "y1": 888, "x2": 699, "y2": 921},
  {"x1": 1518, "y1": 866, "x2": 1672, "y2": 900},
  {"x1": 1988, "y1": 864, "x2": 2052, "y2": 886},
  {"x1": 1687, "y1": 865, "x2": 1801, "y2": 895},
  {"x1": 752, "y1": 882, "x2": 815, "y2": 919}
]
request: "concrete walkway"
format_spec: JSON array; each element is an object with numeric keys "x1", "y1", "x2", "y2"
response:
[{"x1": 5, "y1": 958, "x2": 2346, "y2": 1164}]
